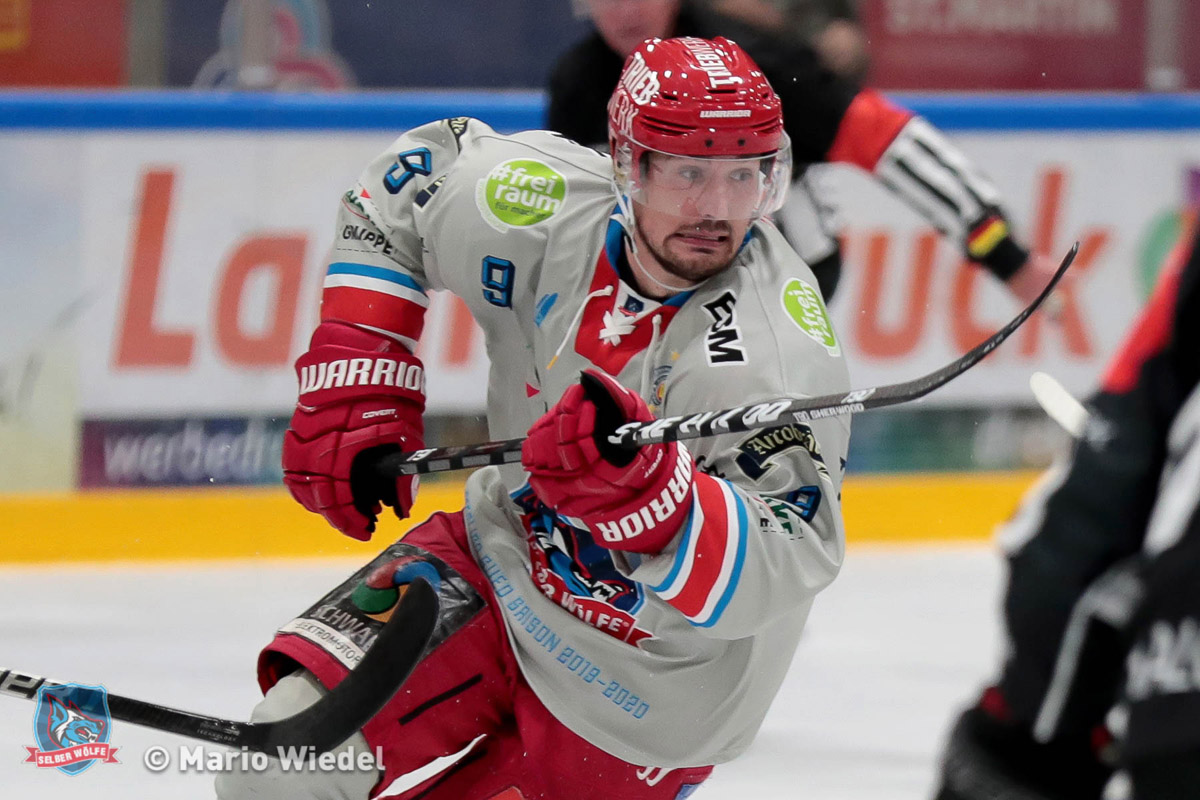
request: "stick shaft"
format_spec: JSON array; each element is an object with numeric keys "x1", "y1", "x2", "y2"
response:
[{"x1": 376, "y1": 244, "x2": 1078, "y2": 477}]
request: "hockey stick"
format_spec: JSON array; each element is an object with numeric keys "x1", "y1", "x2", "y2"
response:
[
  {"x1": 1029, "y1": 371, "x2": 1088, "y2": 438},
  {"x1": 0, "y1": 577, "x2": 438, "y2": 755},
  {"x1": 377, "y1": 243, "x2": 1079, "y2": 477}
]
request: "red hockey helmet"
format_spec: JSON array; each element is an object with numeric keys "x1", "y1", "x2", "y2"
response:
[{"x1": 608, "y1": 37, "x2": 791, "y2": 222}]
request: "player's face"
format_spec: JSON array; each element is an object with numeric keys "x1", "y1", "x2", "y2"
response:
[
  {"x1": 631, "y1": 153, "x2": 757, "y2": 282},
  {"x1": 586, "y1": 0, "x2": 681, "y2": 57}
]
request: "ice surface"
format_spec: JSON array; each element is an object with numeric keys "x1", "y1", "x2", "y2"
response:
[{"x1": 0, "y1": 544, "x2": 1004, "y2": 799}]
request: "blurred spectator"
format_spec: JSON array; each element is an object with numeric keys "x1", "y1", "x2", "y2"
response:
[
  {"x1": 548, "y1": 0, "x2": 1060, "y2": 305},
  {"x1": 709, "y1": 0, "x2": 868, "y2": 82}
]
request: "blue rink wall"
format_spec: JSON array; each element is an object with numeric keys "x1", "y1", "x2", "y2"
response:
[
  {"x1": 4, "y1": 90, "x2": 1200, "y2": 132},
  {"x1": 2, "y1": 91, "x2": 1199, "y2": 561}
]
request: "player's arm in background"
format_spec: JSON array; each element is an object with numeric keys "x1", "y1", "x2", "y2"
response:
[
  {"x1": 933, "y1": 223, "x2": 1200, "y2": 800},
  {"x1": 707, "y1": 12, "x2": 1051, "y2": 304},
  {"x1": 822, "y1": 91, "x2": 1043, "y2": 299},
  {"x1": 281, "y1": 118, "x2": 481, "y2": 540}
]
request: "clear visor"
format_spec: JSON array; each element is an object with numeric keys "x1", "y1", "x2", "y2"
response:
[{"x1": 615, "y1": 133, "x2": 793, "y2": 223}]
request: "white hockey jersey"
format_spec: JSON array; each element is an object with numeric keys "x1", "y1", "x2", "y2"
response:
[{"x1": 322, "y1": 117, "x2": 851, "y2": 767}]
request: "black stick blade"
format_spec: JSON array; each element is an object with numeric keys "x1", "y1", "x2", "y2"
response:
[
  {"x1": 1, "y1": 577, "x2": 440, "y2": 756},
  {"x1": 250, "y1": 576, "x2": 438, "y2": 753}
]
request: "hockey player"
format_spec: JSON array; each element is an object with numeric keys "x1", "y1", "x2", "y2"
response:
[
  {"x1": 932, "y1": 219, "x2": 1200, "y2": 800},
  {"x1": 217, "y1": 36, "x2": 849, "y2": 799},
  {"x1": 548, "y1": 0, "x2": 1059, "y2": 303}
]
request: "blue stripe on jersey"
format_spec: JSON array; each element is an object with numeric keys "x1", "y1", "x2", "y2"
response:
[
  {"x1": 604, "y1": 213, "x2": 623, "y2": 273},
  {"x1": 694, "y1": 487, "x2": 750, "y2": 629},
  {"x1": 327, "y1": 262, "x2": 426, "y2": 293},
  {"x1": 649, "y1": 504, "x2": 698, "y2": 594}
]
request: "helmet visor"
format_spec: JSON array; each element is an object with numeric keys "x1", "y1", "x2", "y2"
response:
[{"x1": 616, "y1": 133, "x2": 792, "y2": 223}]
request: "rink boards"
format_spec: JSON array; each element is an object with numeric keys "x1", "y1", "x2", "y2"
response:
[
  {"x1": 2, "y1": 92, "x2": 1199, "y2": 558},
  {"x1": 0, "y1": 471, "x2": 1042, "y2": 562}
]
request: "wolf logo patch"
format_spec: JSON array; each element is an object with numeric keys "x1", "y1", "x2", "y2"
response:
[{"x1": 25, "y1": 683, "x2": 119, "y2": 775}]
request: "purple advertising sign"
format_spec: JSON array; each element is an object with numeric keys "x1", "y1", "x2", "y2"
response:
[{"x1": 79, "y1": 417, "x2": 286, "y2": 488}]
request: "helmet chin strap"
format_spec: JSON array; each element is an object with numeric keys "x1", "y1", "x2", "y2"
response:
[{"x1": 627, "y1": 234, "x2": 699, "y2": 295}]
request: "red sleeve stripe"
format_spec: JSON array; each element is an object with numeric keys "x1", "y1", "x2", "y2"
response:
[
  {"x1": 652, "y1": 474, "x2": 748, "y2": 626},
  {"x1": 323, "y1": 269, "x2": 429, "y2": 309},
  {"x1": 320, "y1": 286, "x2": 426, "y2": 347},
  {"x1": 1101, "y1": 223, "x2": 1194, "y2": 393}
]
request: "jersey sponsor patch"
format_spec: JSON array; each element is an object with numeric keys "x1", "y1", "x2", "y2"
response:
[
  {"x1": 781, "y1": 277, "x2": 839, "y2": 355},
  {"x1": 275, "y1": 543, "x2": 484, "y2": 672},
  {"x1": 702, "y1": 291, "x2": 746, "y2": 366},
  {"x1": 734, "y1": 423, "x2": 828, "y2": 482},
  {"x1": 476, "y1": 158, "x2": 568, "y2": 230},
  {"x1": 445, "y1": 116, "x2": 471, "y2": 150},
  {"x1": 340, "y1": 224, "x2": 396, "y2": 256}
]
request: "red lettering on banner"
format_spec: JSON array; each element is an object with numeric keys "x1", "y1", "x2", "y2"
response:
[
  {"x1": 950, "y1": 261, "x2": 995, "y2": 352},
  {"x1": 1018, "y1": 167, "x2": 1104, "y2": 357},
  {"x1": 444, "y1": 295, "x2": 476, "y2": 366},
  {"x1": 215, "y1": 236, "x2": 308, "y2": 366},
  {"x1": 851, "y1": 164, "x2": 1108, "y2": 362},
  {"x1": 854, "y1": 230, "x2": 936, "y2": 357},
  {"x1": 114, "y1": 169, "x2": 195, "y2": 367}
]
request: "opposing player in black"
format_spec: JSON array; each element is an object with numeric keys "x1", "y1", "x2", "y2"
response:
[
  {"x1": 933, "y1": 219, "x2": 1200, "y2": 800},
  {"x1": 548, "y1": 0, "x2": 1058, "y2": 303}
]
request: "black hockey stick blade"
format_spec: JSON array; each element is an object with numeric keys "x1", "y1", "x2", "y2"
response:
[
  {"x1": 0, "y1": 577, "x2": 438, "y2": 755},
  {"x1": 376, "y1": 243, "x2": 1078, "y2": 476}
]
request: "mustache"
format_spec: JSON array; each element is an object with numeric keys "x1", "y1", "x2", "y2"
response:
[{"x1": 673, "y1": 221, "x2": 733, "y2": 237}]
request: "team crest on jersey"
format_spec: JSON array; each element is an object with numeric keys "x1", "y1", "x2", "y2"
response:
[
  {"x1": 702, "y1": 291, "x2": 745, "y2": 366},
  {"x1": 781, "y1": 278, "x2": 839, "y2": 355},
  {"x1": 476, "y1": 159, "x2": 568, "y2": 231},
  {"x1": 517, "y1": 499, "x2": 653, "y2": 646},
  {"x1": 24, "y1": 684, "x2": 119, "y2": 775},
  {"x1": 648, "y1": 364, "x2": 673, "y2": 412}
]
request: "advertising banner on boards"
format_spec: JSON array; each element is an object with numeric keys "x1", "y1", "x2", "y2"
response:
[{"x1": 3, "y1": 95, "x2": 1200, "y2": 488}]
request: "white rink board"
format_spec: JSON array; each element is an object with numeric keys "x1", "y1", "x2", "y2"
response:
[{"x1": 4, "y1": 127, "x2": 1200, "y2": 416}]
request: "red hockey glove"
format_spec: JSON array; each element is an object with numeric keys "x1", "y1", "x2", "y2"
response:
[
  {"x1": 522, "y1": 369, "x2": 694, "y2": 554},
  {"x1": 282, "y1": 321, "x2": 425, "y2": 540}
]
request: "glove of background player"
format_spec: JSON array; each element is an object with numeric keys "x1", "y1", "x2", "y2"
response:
[
  {"x1": 282, "y1": 321, "x2": 425, "y2": 541},
  {"x1": 522, "y1": 369, "x2": 693, "y2": 554},
  {"x1": 933, "y1": 687, "x2": 1112, "y2": 800}
]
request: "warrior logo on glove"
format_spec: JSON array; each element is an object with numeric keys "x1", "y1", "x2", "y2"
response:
[
  {"x1": 283, "y1": 321, "x2": 426, "y2": 541},
  {"x1": 522, "y1": 369, "x2": 696, "y2": 555}
]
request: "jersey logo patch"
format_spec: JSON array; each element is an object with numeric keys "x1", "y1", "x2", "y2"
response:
[
  {"x1": 781, "y1": 278, "x2": 839, "y2": 355},
  {"x1": 445, "y1": 117, "x2": 471, "y2": 150},
  {"x1": 702, "y1": 291, "x2": 746, "y2": 366},
  {"x1": 734, "y1": 423, "x2": 828, "y2": 482},
  {"x1": 476, "y1": 159, "x2": 568, "y2": 231}
]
